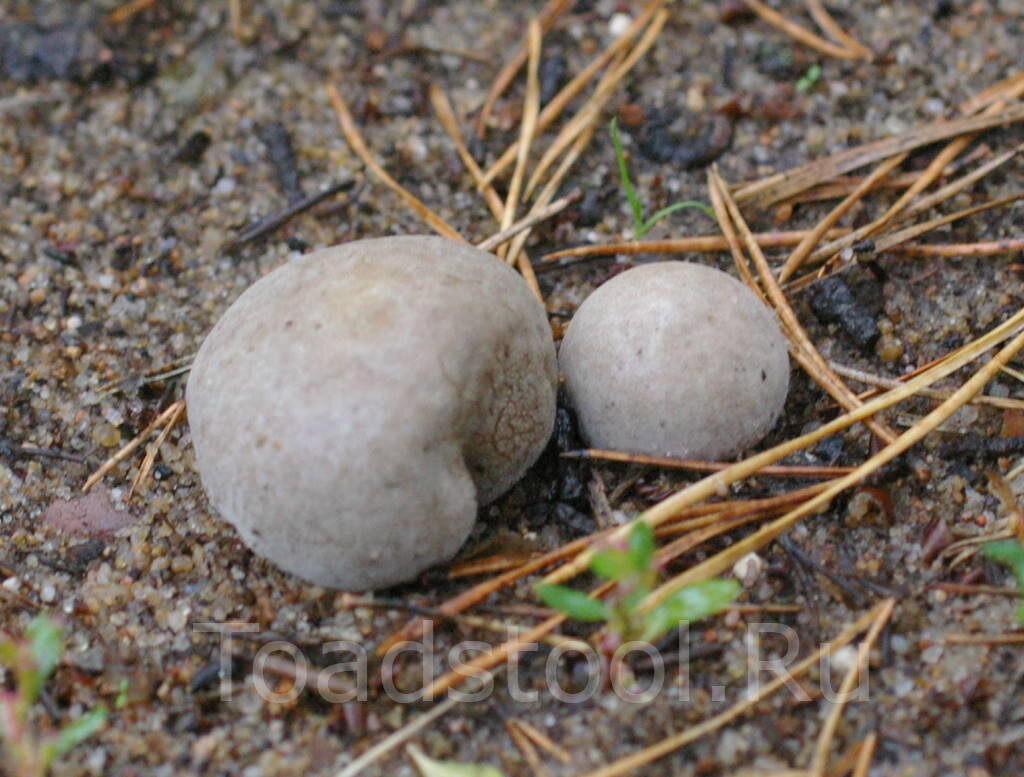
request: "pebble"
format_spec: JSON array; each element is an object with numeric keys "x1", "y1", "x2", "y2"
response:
[
  {"x1": 608, "y1": 13, "x2": 632, "y2": 37},
  {"x1": 187, "y1": 236, "x2": 557, "y2": 590},
  {"x1": 559, "y1": 262, "x2": 790, "y2": 460}
]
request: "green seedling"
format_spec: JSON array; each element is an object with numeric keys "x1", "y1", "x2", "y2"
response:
[
  {"x1": 407, "y1": 745, "x2": 504, "y2": 777},
  {"x1": 0, "y1": 616, "x2": 107, "y2": 777},
  {"x1": 536, "y1": 522, "x2": 740, "y2": 646},
  {"x1": 795, "y1": 64, "x2": 822, "y2": 94},
  {"x1": 608, "y1": 118, "x2": 715, "y2": 239},
  {"x1": 984, "y1": 538, "x2": 1024, "y2": 624}
]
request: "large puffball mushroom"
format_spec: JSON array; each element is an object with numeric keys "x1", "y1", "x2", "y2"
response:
[
  {"x1": 186, "y1": 236, "x2": 557, "y2": 590},
  {"x1": 559, "y1": 261, "x2": 789, "y2": 460}
]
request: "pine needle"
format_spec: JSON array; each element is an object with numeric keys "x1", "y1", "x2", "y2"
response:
[
  {"x1": 739, "y1": 0, "x2": 871, "y2": 61},
  {"x1": 325, "y1": 83, "x2": 464, "y2": 242},
  {"x1": 574, "y1": 603, "x2": 888, "y2": 777}
]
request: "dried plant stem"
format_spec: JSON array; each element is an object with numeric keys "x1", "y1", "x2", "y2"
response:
[
  {"x1": 901, "y1": 142, "x2": 1023, "y2": 219},
  {"x1": 657, "y1": 483, "x2": 833, "y2": 536},
  {"x1": 228, "y1": 0, "x2": 244, "y2": 40},
  {"x1": 420, "y1": 581, "x2": 615, "y2": 700},
  {"x1": 543, "y1": 304, "x2": 1024, "y2": 586},
  {"x1": 480, "y1": 0, "x2": 669, "y2": 186},
  {"x1": 475, "y1": 189, "x2": 581, "y2": 252},
  {"x1": 474, "y1": 0, "x2": 575, "y2": 136},
  {"x1": 105, "y1": 0, "x2": 160, "y2": 23},
  {"x1": 325, "y1": 83, "x2": 463, "y2": 242},
  {"x1": 871, "y1": 193, "x2": 1024, "y2": 255},
  {"x1": 806, "y1": 85, "x2": 1024, "y2": 270},
  {"x1": 377, "y1": 530, "x2": 615, "y2": 655},
  {"x1": 890, "y1": 238, "x2": 1024, "y2": 258},
  {"x1": 428, "y1": 84, "x2": 543, "y2": 300},
  {"x1": 128, "y1": 399, "x2": 186, "y2": 498},
  {"x1": 456, "y1": 614, "x2": 588, "y2": 651},
  {"x1": 540, "y1": 229, "x2": 851, "y2": 263},
  {"x1": 641, "y1": 314, "x2": 1024, "y2": 612},
  {"x1": 447, "y1": 554, "x2": 533, "y2": 579},
  {"x1": 830, "y1": 362, "x2": 1024, "y2": 410},
  {"x1": 333, "y1": 695, "x2": 463, "y2": 777},
  {"x1": 513, "y1": 719, "x2": 572, "y2": 764},
  {"x1": 777, "y1": 161, "x2": 981, "y2": 205},
  {"x1": 575, "y1": 603, "x2": 887, "y2": 777},
  {"x1": 734, "y1": 104, "x2": 1024, "y2": 209},
  {"x1": 739, "y1": 0, "x2": 868, "y2": 60},
  {"x1": 521, "y1": 11, "x2": 668, "y2": 198},
  {"x1": 777, "y1": 153, "x2": 906, "y2": 282},
  {"x1": 944, "y1": 633, "x2": 1024, "y2": 645},
  {"x1": 852, "y1": 733, "x2": 878, "y2": 777},
  {"x1": 711, "y1": 167, "x2": 900, "y2": 445},
  {"x1": 381, "y1": 484, "x2": 810, "y2": 655},
  {"x1": 809, "y1": 141, "x2": 1024, "y2": 265},
  {"x1": 506, "y1": 719, "x2": 551, "y2": 777},
  {"x1": 499, "y1": 19, "x2": 543, "y2": 260},
  {"x1": 803, "y1": 0, "x2": 873, "y2": 59},
  {"x1": 507, "y1": 118, "x2": 599, "y2": 266},
  {"x1": 565, "y1": 448, "x2": 854, "y2": 478},
  {"x1": 810, "y1": 599, "x2": 894, "y2": 776},
  {"x1": 960, "y1": 70, "x2": 1024, "y2": 115},
  {"x1": 82, "y1": 400, "x2": 185, "y2": 492}
]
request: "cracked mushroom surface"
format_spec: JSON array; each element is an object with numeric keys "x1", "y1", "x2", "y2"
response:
[
  {"x1": 559, "y1": 261, "x2": 790, "y2": 460},
  {"x1": 186, "y1": 236, "x2": 557, "y2": 590}
]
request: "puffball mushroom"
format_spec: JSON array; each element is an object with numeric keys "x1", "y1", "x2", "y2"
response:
[
  {"x1": 559, "y1": 261, "x2": 789, "y2": 460},
  {"x1": 186, "y1": 236, "x2": 557, "y2": 590}
]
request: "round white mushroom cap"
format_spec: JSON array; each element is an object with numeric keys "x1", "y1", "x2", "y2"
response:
[
  {"x1": 559, "y1": 261, "x2": 789, "y2": 460},
  {"x1": 186, "y1": 236, "x2": 557, "y2": 590}
]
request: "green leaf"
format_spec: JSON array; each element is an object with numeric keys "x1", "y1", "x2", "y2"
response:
[
  {"x1": 636, "y1": 200, "x2": 716, "y2": 238},
  {"x1": 984, "y1": 539, "x2": 1024, "y2": 588},
  {"x1": 408, "y1": 745, "x2": 505, "y2": 777},
  {"x1": 115, "y1": 678, "x2": 129, "y2": 710},
  {"x1": 0, "y1": 638, "x2": 18, "y2": 668},
  {"x1": 795, "y1": 64, "x2": 822, "y2": 94},
  {"x1": 43, "y1": 706, "x2": 107, "y2": 764},
  {"x1": 609, "y1": 117, "x2": 645, "y2": 233},
  {"x1": 535, "y1": 584, "x2": 611, "y2": 622},
  {"x1": 627, "y1": 522, "x2": 656, "y2": 572},
  {"x1": 591, "y1": 549, "x2": 631, "y2": 581},
  {"x1": 18, "y1": 616, "x2": 64, "y2": 704},
  {"x1": 641, "y1": 578, "x2": 740, "y2": 642},
  {"x1": 27, "y1": 616, "x2": 63, "y2": 681}
]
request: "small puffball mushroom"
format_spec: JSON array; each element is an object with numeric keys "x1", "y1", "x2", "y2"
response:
[
  {"x1": 186, "y1": 236, "x2": 557, "y2": 590},
  {"x1": 559, "y1": 261, "x2": 789, "y2": 460}
]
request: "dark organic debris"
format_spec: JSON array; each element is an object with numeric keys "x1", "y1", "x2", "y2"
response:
[
  {"x1": 539, "y1": 54, "x2": 569, "y2": 105},
  {"x1": 0, "y1": 20, "x2": 102, "y2": 83},
  {"x1": 806, "y1": 274, "x2": 881, "y2": 352},
  {"x1": 174, "y1": 130, "x2": 212, "y2": 164},
  {"x1": 0, "y1": 439, "x2": 86, "y2": 464},
  {"x1": 753, "y1": 41, "x2": 803, "y2": 80},
  {"x1": 941, "y1": 434, "x2": 1024, "y2": 460},
  {"x1": 221, "y1": 180, "x2": 357, "y2": 253},
  {"x1": 258, "y1": 121, "x2": 305, "y2": 203},
  {"x1": 921, "y1": 518, "x2": 953, "y2": 564},
  {"x1": 635, "y1": 110, "x2": 733, "y2": 170}
]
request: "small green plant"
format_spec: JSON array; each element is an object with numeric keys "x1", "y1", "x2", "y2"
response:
[
  {"x1": 608, "y1": 118, "x2": 715, "y2": 239},
  {"x1": 536, "y1": 522, "x2": 740, "y2": 646},
  {"x1": 0, "y1": 616, "x2": 107, "y2": 777},
  {"x1": 984, "y1": 538, "x2": 1024, "y2": 624},
  {"x1": 407, "y1": 745, "x2": 504, "y2": 777},
  {"x1": 795, "y1": 64, "x2": 822, "y2": 94}
]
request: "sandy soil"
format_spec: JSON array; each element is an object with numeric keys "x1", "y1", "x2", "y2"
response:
[{"x1": 2, "y1": 1, "x2": 1024, "y2": 776}]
